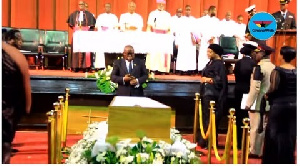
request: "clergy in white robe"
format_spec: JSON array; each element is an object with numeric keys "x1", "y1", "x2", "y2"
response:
[
  {"x1": 94, "y1": 3, "x2": 119, "y2": 69},
  {"x1": 146, "y1": 0, "x2": 172, "y2": 73},
  {"x1": 119, "y1": 2, "x2": 143, "y2": 32},
  {"x1": 234, "y1": 15, "x2": 247, "y2": 59},
  {"x1": 220, "y1": 11, "x2": 237, "y2": 37},
  {"x1": 197, "y1": 6, "x2": 221, "y2": 71},
  {"x1": 170, "y1": 8, "x2": 183, "y2": 36},
  {"x1": 175, "y1": 5, "x2": 197, "y2": 72},
  {"x1": 170, "y1": 8, "x2": 183, "y2": 63}
]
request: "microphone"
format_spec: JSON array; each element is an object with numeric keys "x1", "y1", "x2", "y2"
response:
[{"x1": 281, "y1": 22, "x2": 285, "y2": 30}]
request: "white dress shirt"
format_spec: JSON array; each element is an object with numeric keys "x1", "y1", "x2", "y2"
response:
[{"x1": 124, "y1": 60, "x2": 139, "y2": 88}]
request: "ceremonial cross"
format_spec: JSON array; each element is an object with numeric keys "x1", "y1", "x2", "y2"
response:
[{"x1": 82, "y1": 109, "x2": 107, "y2": 124}]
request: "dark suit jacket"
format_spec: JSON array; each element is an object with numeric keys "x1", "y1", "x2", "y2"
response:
[
  {"x1": 233, "y1": 56, "x2": 256, "y2": 93},
  {"x1": 272, "y1": 11, "x2": 296, "y2": 29},
  {"x1": 111, "y1": 58, "x2": 148, "y2": 96}
]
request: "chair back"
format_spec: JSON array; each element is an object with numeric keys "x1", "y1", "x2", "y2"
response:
[
  {"x1": 19, "y1": 28, "x2": 40, "y2": 52},
  {"x1": 44, "y1": 30, "x2": 68, "y2": 53},
  {"x1": 219, "y1": 36, "x2": 239, "y2": 58},
  {"x1": 219, "y1": 37, "x2": 237, "y2": 50}
]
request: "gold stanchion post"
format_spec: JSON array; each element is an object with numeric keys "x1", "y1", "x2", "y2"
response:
[
  {"x1": 53, "y1": 102, "x2": 62, "y2": 164},
  {"x1": 62, "y1": 88, "x2": 70, "y2": 148},
  {"x1": 58, "y1": 96, "x2": 65, "y2": 149},
  {"x1": 47, "y1": 110, "x2": 56, "y2": 164},
  {"x1": 232, "y1": 115, "x2": 238, "y2": 164},
  {"x1": 224, "y1": 109, "x2": 235, "y2": 163},
  {"x1": 193, "y1": 93, "x2": 200, "y2": 143},
  {"x1": 208, "y1": 101, "x2": 215, "y2": 164},
  {"x1": 241, "y1": 118, "x2": 250, "y2": 164}
]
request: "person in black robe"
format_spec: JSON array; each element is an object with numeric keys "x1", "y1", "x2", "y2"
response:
[
  {"x1": 197, "y1": 44, "x2": 228, "y2": 148},
  {"x1": 67, "y1": 0, "x2": 96, "y2": 72},
  {"x1": 262, "y1": 46, "x2": 296, "y2": 164},
  {"x1": 272, "y1": 0, "x2": 296, "y2": 30},
  {"x1": 111, "y1": 45, "x2": 148, "y2": 96},
  {"x1": 233, "y1": 41, "x2": 257, "y2": 149},
  {"x1": 2, "y1": 42, "x2": 31, "y2": 164}
]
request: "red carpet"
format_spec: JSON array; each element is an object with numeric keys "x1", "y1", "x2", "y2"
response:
[{"x1": 10, "y1": 131, "x2": 262, "y2": 164}]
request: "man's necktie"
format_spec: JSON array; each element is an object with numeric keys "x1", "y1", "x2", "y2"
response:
[
  {"x1": 282, "y1": 13, "x2": 286, "y2": 19},
  {"x1": 128, "y1": 61, "x2": 133, "y2": 73}
]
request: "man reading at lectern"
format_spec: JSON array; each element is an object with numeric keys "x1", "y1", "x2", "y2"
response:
[
  {"x1": 272, "y1": 0, "x2": 296, "y2": 30},
  {"x1": 111, "y1": 45, "x2": 148, "y2": 96}
]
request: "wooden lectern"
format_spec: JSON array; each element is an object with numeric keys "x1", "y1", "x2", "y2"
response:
[
  {"x1": 108, "y1": 96, "x2": 172, "y2": 143},
  {"x1": 267, "y1": 29, "x2": 297, "y2": 66}
]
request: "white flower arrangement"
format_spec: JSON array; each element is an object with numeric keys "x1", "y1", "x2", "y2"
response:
[{"x1": 66, "y1": 122, "x2": 200, "y2": 164}]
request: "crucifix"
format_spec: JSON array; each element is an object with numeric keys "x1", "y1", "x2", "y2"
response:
[{"x1": 82, "y1": 109, "x2": 107, "y2": 124}]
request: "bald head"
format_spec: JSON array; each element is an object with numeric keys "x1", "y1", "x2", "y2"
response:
[
  {"x1": 123, "y1": 45, "x2": 135, "y2": 61},
  {"x1": 78, "y1": 1, "x2": 85, "y2": 11},
  {"x1": 128, "y1": 1, "x2": 136, "y2": 14},
  {"x1": 225, "y1": 11, "x2": 232, "y2": 21},
  {"x1": 176, "y1": 8, "x2": 183, "y2": 18},
  {"x1": 85, "y1": 2, "x2": 88, "y2": 10},
  {"x1": 105, "y1": 3, "x2": 111, "y2": 13},
  {"x1": 202, "y1": 9, "x2": 208, "y2": 17}
]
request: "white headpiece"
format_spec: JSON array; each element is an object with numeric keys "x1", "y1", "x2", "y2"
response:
[{"x1": 245, "y1": 5, "x2": 256, "y2": 13}]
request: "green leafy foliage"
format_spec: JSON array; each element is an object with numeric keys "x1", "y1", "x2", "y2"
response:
[
  {"x1": 95, "y1": 66, "x2": 148, "y2": 94},
  {"x1": 136, "y1": 130, "x2": 147, "y2": 140}
]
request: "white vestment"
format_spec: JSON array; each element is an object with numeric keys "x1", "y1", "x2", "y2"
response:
[
  {"x1": 175, "y1": 16, "x2": 197, "y2": 71},
  {"x1": 95, "y1": 13, "x2": 118, "y2": 31},
  {"x1": 94, "y1": 13, "x2": 119, "y2": 69},
  {"x1": 170, "y1": 15, "x2": 181, "y2": 36},
  {"x1": 146, "y1": 9, "x2": 172, "y2": 72},
  {"x1": 234, "y1": 22, "x2": 247, "y2": 59},
  {"x1": 119, "y1": 13, "x2": 143, "y2": 31},
  {"x1": 220, "y1": 19, "x2": 237, "y2": 37},
  {"x1": 197, "y1": 16, "x2": 221, "y2": 71}
]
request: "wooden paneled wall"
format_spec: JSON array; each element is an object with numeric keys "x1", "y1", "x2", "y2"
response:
[{"x1": 2, "y1": 0, "x2": 297, "y2": 44}]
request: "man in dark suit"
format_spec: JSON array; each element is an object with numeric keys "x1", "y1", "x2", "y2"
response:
[
  {"x1": 233, "y1": 41, "x2": 257, "y2": 149},
  {"x1": 111, "y1": 45, "x2": 148, "y2": 96},
  {"x1": 272, "y1": 0, "x2": 296, "y2": 30}
]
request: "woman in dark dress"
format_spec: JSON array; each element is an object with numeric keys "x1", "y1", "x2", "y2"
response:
[
  {"x1": 197, "y1": 44, "x2": 228, "y2": 148},
  {"x1": 2, "y1": 42, "x2": 31, "y2": 163},
  {"x1": 262, "y1": 46, "x2": 296, "y2": 164}
]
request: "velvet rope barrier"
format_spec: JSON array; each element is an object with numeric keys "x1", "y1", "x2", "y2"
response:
[{"x1": 198, "y1": 97, "x2": 211, "y2": 140}]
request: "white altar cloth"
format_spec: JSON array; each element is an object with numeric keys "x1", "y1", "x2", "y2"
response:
[{"x1": 73, "y1": 31, "x2": 173, "y2": 54}]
